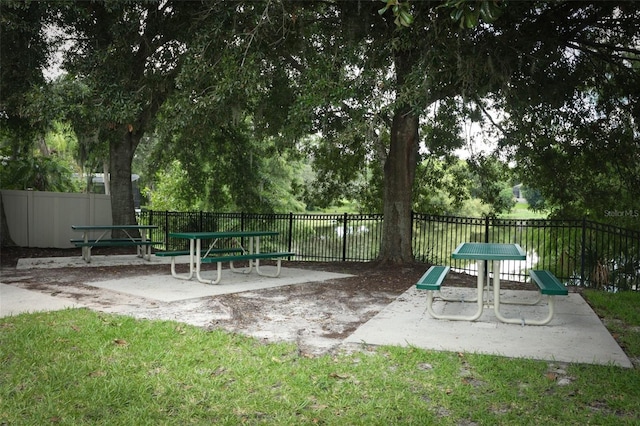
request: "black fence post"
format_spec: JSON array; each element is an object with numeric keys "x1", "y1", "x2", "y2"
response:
[
  {"x1": 342, "y1": 212, "x2": 348, "y2": 261},
  {"x1": 581, "y1": 217, "x2": 587, "y2": 287},
  {"x1": 484, "y1": 216, "x2": 490, "y2": 243},
  {"x1": 240, "y1": 212, "x2": 245, "y2": 247},
  {"x1": 288, "y1": 212, "x2": 294, "y2": 253},
  {"x1": 164, "y1": 211, "x2": 170, "y2": 250},
  {"x1": 484, "y1": 216, "x2": 490, "y2": 283},
  {"x1": 147, "y1": 210, "x2": 154, "y2": 247}
]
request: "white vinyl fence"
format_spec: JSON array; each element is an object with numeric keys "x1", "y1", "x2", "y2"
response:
[{"x1": 1, "y1": 190, "x2": 112, "y2": 248}]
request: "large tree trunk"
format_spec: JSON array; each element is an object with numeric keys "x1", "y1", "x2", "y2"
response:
[
  {"x1": 377, "y1": 40, "x2": 419, "y2": 264},
  {"x1": 109, "y1": 128, "x2": 140, "y2": 237},
  {"x1": 378, "y1": 108, "x2": 419, "y2": 264}
]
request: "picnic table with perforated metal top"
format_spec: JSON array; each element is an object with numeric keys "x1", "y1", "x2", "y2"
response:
[
  {"x1": 163, "y1": 231, "x2": 294, "y2": 284},
  {"x1": 449, "y1": 242, "x2": 527, "y2": 322},
  {"x1": 451, "y1": 242, "x2": 527, "y2": 261},
  {"x1": 418, "y1": 244, "x2": 526, "y2": 321},
  {"x1": 421, "y1": 242, "x2": 567, "y2": 325}
]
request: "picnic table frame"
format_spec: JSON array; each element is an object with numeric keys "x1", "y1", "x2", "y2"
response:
[
  {"x1": 71, "y1": 224, "x2": 158, "y2": 263},
  {"x1": 167, "y1": 230, "x2": 283, "y2": 284},
  {"x1": 443, "y1": 242, "x2": 527, "y2": 321}
]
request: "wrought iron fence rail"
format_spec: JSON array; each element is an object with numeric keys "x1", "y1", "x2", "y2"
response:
[{"x1": 140, "y1": 211, "x2": 639, "y2": 291}]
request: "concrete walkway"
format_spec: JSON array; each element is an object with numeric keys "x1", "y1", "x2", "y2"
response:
[
  {"x1": 0, "y1": 282, "x2": 80, "y2": 317},
  {"x1": 1, "y1": 255, "x2": 633, "y2": 368}
]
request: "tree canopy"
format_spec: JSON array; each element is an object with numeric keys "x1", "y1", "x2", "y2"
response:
[
  {"x1": 2, "y1": 0, "x2": 640, "y2": 257},
  {"x1": 484, "y1": 1, "x2": 640, "y2": 227}
]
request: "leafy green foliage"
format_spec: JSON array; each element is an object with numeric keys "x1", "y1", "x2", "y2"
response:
[
  {"x1": 378, "y1": 0, "x2": 414, "y2": 28},
  {"x1": 4, "y1": 0, "x2": 640, "y2": 258},
  {"x1": 414, "y1": 158, "x2": 470, "y2": 215},
  {"x1": 482, "y1": 2, "x2": 640, "y2": 229},
  {"x1": 441, "y1": 0, "x2": 505, "y2": 28},
  {"x1": 422, "y1": 101, "x2": 467, "y2": 157},
  {"x1": 0, "y1": 122, "x2": 81, "y2": 192},
  {"x1": 467, "y1": 155, "x2": 515, "y2": 216},
  {"x1": 140, "y1": 2, "x2": 316, "y2": 213},
  {"x1": 42, "y1": 1, "x2": 212, "y2": 226},
  {"x1": 0, "y1": 154, "x2": 79, "y2": 193},
  {"x1": 42, "y1": 77, "x2": 110, "y2": 180},
  {"x1": 147, "y1": 113, "x2": 306, "y2": 213},
  {"x1": 521, "y1": 187, "x2": 545, "y2": 213},
  {"x1": 143, "y1": 160, "x2": 198, "y2": 211},
  {"x1": 0, "y1": 0, "x2": 48, "y2": 144}
]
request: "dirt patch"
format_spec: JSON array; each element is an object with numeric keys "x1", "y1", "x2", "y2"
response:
[{"x1": 1, "y1": 246, "x2": 529, "y2": 356}]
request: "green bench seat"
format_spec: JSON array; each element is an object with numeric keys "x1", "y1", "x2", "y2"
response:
[
  {"x1": 198, "y1": 251, "x2": 296, "y2": 284},
  {"x1": 71, "y1": 238, "x2": 146, "y2": 244},
  {"x1": 155, "y1": 248, "x2": 244, "y2": 257},
  {"x1": 200, "y1": 251, "x2": 295, "y2": 264},
  {"x1": 494, "y1": 270, "x2": 568, "y2": 326},
  {"x1": 73, "y1": 240, "x2": 160, "y2": 248},
  {"x1": 157, "y1": 248, "x2": 254, "y2": 283},
  {"x1": 72, "y1": 238, "x2": 161, "y2": 263},
  {"x1": 529, "y1": 270, "x2": 569, "y2": 296},
  {"x1": 416, "y1": 265, "x2": 485, "y2": 321},
  {"x1": 416, "y1": 265, "x2": 450, "y2": 291}
]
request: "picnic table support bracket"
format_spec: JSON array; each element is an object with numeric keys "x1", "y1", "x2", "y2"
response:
[
  {"x1": 255, "y1": 260, "x2": 284, "y2": 278},
  {"x1": 229, "y1": 260, "x2": 254, "y2": 275},
  {"x1": 228, "y1": 236, "x2": 258, "y2": 276},
  {"x1": 210, "y1": 257, "x2": 286, "y2": 284},
  {"x1": 168, "y1": 240, "x2": 196, "y2": 281},
  {"x1": 493, "y1": 270, "x2": 567, "y2": 326},
  {"x1": 195, "y1": 239, "x2": 220, "y2": 284},
  {"x1": 82, "y1": 229, "x2": 108, "y2": 263},
  {"x1": 493, "y1": 292, "x2": 557, "y2": 326},
  {"x1": 498, "y1": 292, "x2": 543, "y2": 306},
  {"x1": 425, "y1": 261, "x2": 485, "y2": 322}
]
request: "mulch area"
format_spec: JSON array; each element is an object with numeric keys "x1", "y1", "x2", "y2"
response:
[
  {"x1": 0, "y1": 245, "x2": 534, "y2": 292},
  {"x1": 0, "y1": 245, "x2": 545, "y2": 357}
]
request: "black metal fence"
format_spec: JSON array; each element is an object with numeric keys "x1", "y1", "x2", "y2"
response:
[
  {"x1": 139, "y1": 211, "x2": 640, "y2": 291},
  {"x1": 412, "y1": 215, "x2": 640, "y2": 291}
]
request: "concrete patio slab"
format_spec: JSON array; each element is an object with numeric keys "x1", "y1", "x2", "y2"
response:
[
  {"x1": 85, "y1": 267, "x2": 353, "y2": 302},
  {"x1": 345, "y1": 286, "x2": 633, "y2": 368}
]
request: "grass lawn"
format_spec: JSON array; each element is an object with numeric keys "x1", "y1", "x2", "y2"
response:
[
  {"x1": 1, "y1": 292, "x2": 639, "y2": 425},
  {"x1": 499, "y1": 201, "x2": 548, "y2": 219}
]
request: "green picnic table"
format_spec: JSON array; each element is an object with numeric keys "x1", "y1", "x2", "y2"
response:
[
  {"x1": 71, "y1": 224, "x2": 159, "y2": 263},
  {"x1": 420, "y1": 242, "x2": 567, "y2": 325},
  {"x1": 161, "y1": 231, "x2": 294, "y2": 284}
]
